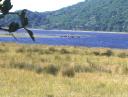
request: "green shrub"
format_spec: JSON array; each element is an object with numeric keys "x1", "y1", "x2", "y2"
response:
[
  {"x1": 44, "y1": 50, "x2": 53, "y2": 54},
  {"x1": 47, "y1": 94, "x2": 54, "y2": 97},
  {"x1": 49, "y1": 47, "x2": 58, "y2": 52},
  {"x1": 60, "y1": 48, "x2": 70, "y2": 54},
  {"x1": 10, "y1": 63, "x2": 35, "y2": 70},
  {"x1": 35, "y1": 66, "x2": 43, "y2": 74},
  {"x1": 0, "y1": 48, "x2": 8, "y2": 53},
  {"x1": 2, "y1": 63, "x2": 43, "y2": 74},
  {"x1": 43, "y1": 64, "x2": 59, "y2": 75},
  {"x1": 8, "y1": 63, "x2": 60, "y2": 75},
  {"x1": 16, "y1": 48, "x2": 25, "y2": 53},
  {"x1": 118, "y1": 53, "x2": 127, "y2": 58},
  {"x1": 61, "y1": 64, "x2": 75, "y2": 77},
  {"x1": 93, "y1": 51, "x2": 100, "y2": 56},
  {"x1": 102, "y1": 50, "x2": 113, "y2": 57}
]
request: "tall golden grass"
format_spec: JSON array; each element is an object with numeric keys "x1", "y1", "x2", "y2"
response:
[
  {"x1": 0, "y1": 43, "x2": 128, "y2": 75},
  {"x1": 0, "y1": 43, "x2": 128, "y2": 97}
]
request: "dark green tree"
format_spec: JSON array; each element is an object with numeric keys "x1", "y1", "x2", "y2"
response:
[{"x1": 0, "y1": 0, "x2": 35, "y2": 41}]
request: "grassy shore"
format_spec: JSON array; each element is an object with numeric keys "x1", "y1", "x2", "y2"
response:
[{"x1": 0, "y1": 43, "x2": 128, "y2": 97}]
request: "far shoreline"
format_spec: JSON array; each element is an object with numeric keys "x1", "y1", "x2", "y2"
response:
[{"x1": 29, "y1": 28, "x2": 128, "y2": 34}]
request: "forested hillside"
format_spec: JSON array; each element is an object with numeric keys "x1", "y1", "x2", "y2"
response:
[{"x1": 1, "y1": 0, "x2": 128, "y2": 32}]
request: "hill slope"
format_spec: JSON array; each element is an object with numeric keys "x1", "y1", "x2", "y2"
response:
[
  {"x1": 40, "y1": 0, "x2": 128, "y2": 32},
  {"x1": 1, "y1": 0, "x2": 128, "y2": 32}
]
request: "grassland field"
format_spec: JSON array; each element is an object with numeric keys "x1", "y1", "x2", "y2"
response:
[{"x1": 0, "y1": 43, "x2": 128, "y2": 97}]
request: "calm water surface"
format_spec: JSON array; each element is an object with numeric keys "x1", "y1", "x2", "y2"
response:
[{"x1": 0, "y1": 29, "x2": 128, "y2": 49}]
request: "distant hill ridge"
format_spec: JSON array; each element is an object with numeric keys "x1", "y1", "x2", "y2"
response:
[{"x1": 1, "y1": 0, "x2": 128, "y2": 32}]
